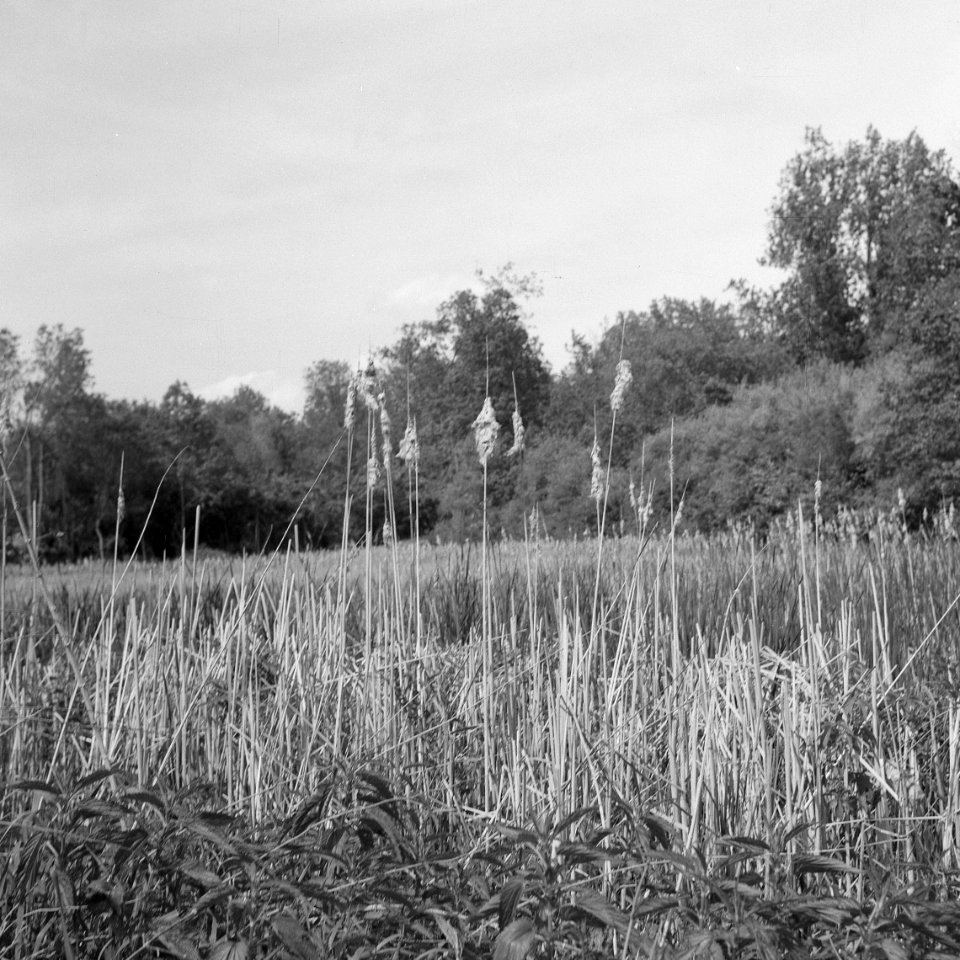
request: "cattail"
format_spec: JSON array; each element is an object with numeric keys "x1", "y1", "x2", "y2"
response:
[
  {"x1": 359, "y1": 361, "x2": 378, "y2": 413},
  {"x1": 610, "y1": 359, "x2": 632, "y2": 414},
  {"x1": 629, "y1": 478, "x2": 638, "y2": 513},
  {"x1": 344, "y1": 374, "x2": 358, "y2": 432},
  {"x1": 673, "y1": 498, "x2": 684, "y2": 528},
  {"x1": 507, "y1": 406, "x2": 525, "y2": 457},
  {"x1": 117, "y1": 487, "x2": 126, "y2": 523},
  {"x1": 472, "y1": 397, "x2": 499, "y2": 466},
  {"x1": 814, "y1": 477, "x2": 823, "y2": 530},
  {"x1": 398, "y1": 418, "x2": 420, "y2": 467},
  {"x1": 898, "y1": 487, "x2": 907, "y2": 514},
  {"x1": 378, "y1": 393, "x2": 392, "y2": 461},
  {"x1": 590, "y1": 434, "x2": 603, "y2": 503}
]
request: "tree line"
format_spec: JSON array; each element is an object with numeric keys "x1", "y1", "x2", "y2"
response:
[{"x1": 3, "y1": 126, "x2": 960, "y2": 560}]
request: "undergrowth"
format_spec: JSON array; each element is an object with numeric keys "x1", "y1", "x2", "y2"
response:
[{"x1": 5, "y1": 765, "x2": 960, "y2": 959}]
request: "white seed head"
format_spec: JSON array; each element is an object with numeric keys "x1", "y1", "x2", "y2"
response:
[
  {"x1": 344, "y1": 374, "x2": 358, "y2": 432},
  {"x1": 382, "y1": 519, "x2": 394, "y2": 546},
  {"x1": 359, "y1": 362, "x2": 379, "y2": 412},
  {"x1": 366, "y1": 454, "x2": 381, "y2": 488},
  {"x1": 472, "y1": 396, "x2": 499, "y2": 466},
  {"x1": 398, "y1": 418, "x2": 420, "y2": 466},
  {"x1": 610, "y1": 359, "x2": 633, "y2": 414},
  {"x1": 117, "y1": 487, "x2": 126, "y2": 523},
  {"x1": 590, "y1": 436, "x2": 603, "y2": 503},
  {"x1": 507, "y1": 407, "x2": 525, "y2": 457}
]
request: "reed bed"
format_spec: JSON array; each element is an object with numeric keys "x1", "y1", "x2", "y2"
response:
[
  {"x1": 4, "y1": 362, "x2": 960, "y2": 956},
  {"x1": 3, "y1": 518, "x2": 960, "y2": 957}
]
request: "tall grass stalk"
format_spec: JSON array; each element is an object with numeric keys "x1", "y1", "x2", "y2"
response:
[{"x1": 473, "y1": 392, "x2": 499, "y2": 812}]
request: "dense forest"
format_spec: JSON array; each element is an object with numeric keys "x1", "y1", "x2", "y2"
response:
[{"x1": 3, "y1": 126, "x2": 960, "y2": 560}]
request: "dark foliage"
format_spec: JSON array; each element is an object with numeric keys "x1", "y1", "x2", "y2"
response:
[
  {"x1": 4, "y1": 769, "x2": 960, "y2": 958},
  {"x1": 3, "y1": 130, "x2": 960, "y2": 553}
]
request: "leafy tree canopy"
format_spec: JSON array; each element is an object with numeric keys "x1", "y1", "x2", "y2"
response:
[{"x1": 764, "y1": 126, "x2": 960, "y2": 363}]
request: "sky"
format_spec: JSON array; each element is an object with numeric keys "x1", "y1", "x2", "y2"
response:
[{"x1": 3, "y1": 1, "x2": 960, "y2": 414}]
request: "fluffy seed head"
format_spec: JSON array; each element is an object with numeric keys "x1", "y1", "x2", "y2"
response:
[
  {"x1": 590, "y1": 435, "x2": 603, "y2": 503},
  {"x1": 344, "y1": 375, "x2": 358, "y2": 432},
  {"x1": 367, "y1": 454, "x2": 381, "y2": 487},
  {"x1": 398, "y1": 419, "x2": 420, "y2": 466},
  {"x1": 382, "y1": 519, "x2": 393, "y2": 546},
  {"x1": 610, "y1": 359, "x2": 633, "y2": 414},
  {"x1": 359, "y1": 361, "x2": 378, "y2": 413},
  {"x1": 472, "y1": 397, "x2": 499, "y2": 466},
  {"x1": 507, "y1": 407, "x2": 525, "y2": 457},
  {"x1": 117, "y1": 488, "x2": 126, "y2": 523}
]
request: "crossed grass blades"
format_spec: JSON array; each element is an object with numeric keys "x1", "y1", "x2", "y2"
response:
[{"x1": 4, "y1": 358, "x2": 960, "y2": 956}]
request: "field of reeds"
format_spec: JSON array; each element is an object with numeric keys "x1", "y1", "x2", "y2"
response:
[
  {"x1": 4, "y1": 372, "x2": 960, "y2": 958},
  {"x1": 4, "y1": 514, "x2": 960, "y2": 958}
]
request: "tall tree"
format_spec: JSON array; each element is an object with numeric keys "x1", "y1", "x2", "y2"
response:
[
  {"x1": 380, "y1": 268, "x2": 551, "y2": 537},
  {"x1": 206, "y1": 386, "x2": 299, "y2": 550},
  {"x1": 874, "y1": 272, "x2": 960, "y2": 510},
  {"x1": 303, "y1": 359, "x2": 352, "y2": 446},
  {"x1": 18, "y1": 326, "x2": 94, "y2": 556},
  {"x1": 764, "y1": 127, "x2": 960, "y2": 362},
  {"x1": 301, "y1": 359, "x2": 358, "y2": 545},
  {"x1": 0, "y1": 330, "x2": 21, "y2": 565},
  {"x1": 549, "y1": 296, "x2": 785, "y2": 457},
  {"x1": 157, "y1": 381, "x2": 213, "y2": 549},
  {"x1": 383, "y1": 271, "x2": 550, "y2": 444},
  {"x1": 0, "y1": 329, "x2": 21, "y2": 452}
]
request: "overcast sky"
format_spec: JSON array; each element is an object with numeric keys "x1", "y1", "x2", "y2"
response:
[{"x1": 3, "y1": 1, "x2": 960, "y2": 413}]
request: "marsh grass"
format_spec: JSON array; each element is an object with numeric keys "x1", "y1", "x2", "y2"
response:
[{"x1": 4, "y1": 425, "x2": 960, "y2": 955}]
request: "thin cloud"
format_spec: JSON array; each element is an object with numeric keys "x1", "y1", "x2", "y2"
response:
[
  {"x1": 199, "y1": 371, "x2": 304, "y2": 415},
  {"x1": 388, "y1": 273, "x2": 473, "y2": 309}
]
